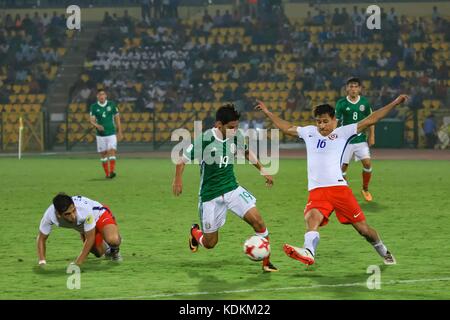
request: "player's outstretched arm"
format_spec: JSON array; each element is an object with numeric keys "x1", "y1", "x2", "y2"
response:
[
  {"x1": 245, "y1": 149, "x2": 273, "y2": 187},
  {"x1": 254, "y1": 100, "x2": 298, "y2": 137},
  {"x1": 36, "y1": 232, "x2": 48, "y2": 266},
  {"x1": 75, "y1": 229, "x2": 96, "y2": 266},
  {"x1": 357, "y1": 95, "x2": 409, "y2": 133},
  {"x1": 173, "y1": 159, "x2": 185, "y2": 196}
]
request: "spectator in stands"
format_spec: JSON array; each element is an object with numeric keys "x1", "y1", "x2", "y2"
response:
[
  {"x1": 141, "y1": 0, "x2": 151, "y2": 23},
  {"x1": 432, "y1": 6, "x2": 440, "y2": 22},
  {"x1": 202, "y1": 9, "x2": 213, "y2": 24},
  {"x1": 423, "y1": 114, "x2": 437, "y2": 149},
  {"x1": 437, "y1": 119, "x2": 450, "y2": 150},
  {"x1": 387, "y1": 8, "x2": 397, "y2": 23},
  {"x1": 162, "y1": 0, "x2": 170, "y2": 18}
]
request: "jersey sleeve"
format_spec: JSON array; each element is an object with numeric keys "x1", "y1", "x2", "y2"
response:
[
  {"x1": 335, "y1": 101, "x2": 343, "y2": 122},
  {"x1": 39, "y1": 207, "x2": 54, "y2": 235},
  {"x1": 235, "y1": 129, "x2": 249, "y2": 152},
  {"x1": 83, "y1": 214, "x2": 96, "y2": 233},
  {"x1": 366, "y1": 101, "x2": 373, "y2": 117},
  {"x1": 89, "y1": 104, "x2": 95, "y2": 117},
  {"x1": 183, "y1": 134, "x2": 204, "y2": 162},
  {"x1": 296, "y1": 126, "x2": 306, "y2": 139},
  {"x1": 338, "y1": 123, "x2": 358, "y2": 140}
]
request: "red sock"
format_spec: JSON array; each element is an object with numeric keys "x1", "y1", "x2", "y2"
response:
[
  {"x1": 101, "y1": 159, "x2": 109, "y2": 177},
  {"x1": 362, "y1": 170, "x2": 372, "y2": 191},
  {"x1": 109, "y1": 156, "x2": 116, "y2": 173},
  {"x1": 192, "y1": 228, "x2": 203, "y2": 244}
]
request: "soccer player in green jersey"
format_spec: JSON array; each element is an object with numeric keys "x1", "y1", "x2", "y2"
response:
[
  {"x1": 335, "y1": 78, "x2": 375, "y2": 202},
  {"x1": 172, "y1": 104, "x2": 278, "y2": 272},
  {"x1": 89, "y1": 89, "x2": 123, "y2": 179}
]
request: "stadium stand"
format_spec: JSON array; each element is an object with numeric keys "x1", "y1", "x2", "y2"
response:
[{"x1": 0, "y1": 10, "x2": 71, "y2": 151}]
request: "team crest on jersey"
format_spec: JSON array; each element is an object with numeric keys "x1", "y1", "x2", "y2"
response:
[
  {"x1": 107, "y1": 106, "x2": 111, "y2": 112},
  {"x1": 359, "y1": 105, "x2": 365, "y2": 112},
  {"x1": 328, "y1": 133, "x2": 338, "y2": 140},
  {"x1": 86, "y1": 215, "x2": 94, "y2": 224},
  {"x1": 205, "y1": 222, "x2": 211, "y2": 229}
]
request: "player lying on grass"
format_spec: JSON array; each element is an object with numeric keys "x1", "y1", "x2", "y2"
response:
[
  {"x1": 37, "y1": 193, "x2": 122, "y2": 266},
  {"x1": 172, "y1": 104, "x2": 278, "y2": 272},
  {"x1": 256, "y1": 95, "x2": 409, "y2": 266}
]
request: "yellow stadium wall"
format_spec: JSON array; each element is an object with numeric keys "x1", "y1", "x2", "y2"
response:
[{"x1": 3, "y1": 2, "x2": 449, "y2": 22}]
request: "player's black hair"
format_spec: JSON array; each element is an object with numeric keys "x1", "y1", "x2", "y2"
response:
[
  {"x1": 346, "y1": 77, "x2": 361, "y2": 86},
  {"x1": 53, "y1": 193, "x2": 74, "y2": 214},
  {"x1": 97, "y1": 88, "x2": 106, "y2": 94},
  {"x1": 216, "y1": 103, "x2": 241, "y2": 125},
  {"x1": 313, "y1": 104, "x2": 335, "y2": 118}
]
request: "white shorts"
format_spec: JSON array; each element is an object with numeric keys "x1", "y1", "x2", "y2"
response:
[
  {"x1": 96, "y1": 135, "x2": 117, "y2": 153},
  {"x1": 342, "y1": 142, "x2": 370, "y2": 163},
  {"x1": 199, "y1": 186, "x2": 256, "y2": 233}
]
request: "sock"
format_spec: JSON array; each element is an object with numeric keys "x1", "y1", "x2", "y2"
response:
[
  {"x1": 198, "y1": 235, "x2": 204, "y2": 247},
  {"x1": 372, "y1": 240, "x2": 388, "y2": 257},
  {"x1": 101, "y1": 158, "x2": 109, "y2": 176},
  {"x1": 303, "y1": 231, "x2": 320, "y2": 256},
  {"x1": 255, "y1": 228, "x2": 271, "y2": 266},
  {"x1": 104, "y1": 241, "x2": 111, "y2": 255},
  {"x1": 109, "y1": 245, "x2": 120, "y2": 255},
  {"x1": 109, "y1": 156, "x2": 116, "y2": 174},
  {"x1": 362, "y1": 167, "x2": 372, "y2": 191},
  {"x1": 192, "y1": 228, "x2": 204, "y2": 246}
]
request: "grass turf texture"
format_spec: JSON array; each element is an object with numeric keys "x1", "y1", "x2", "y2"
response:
[{"x1": 0, "y1": 156, "x2": 449, "y2": 300}]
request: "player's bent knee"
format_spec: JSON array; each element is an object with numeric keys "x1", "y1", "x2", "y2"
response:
[{"x1": 105, "y1": 234, "x2": 121, "y2": 247}]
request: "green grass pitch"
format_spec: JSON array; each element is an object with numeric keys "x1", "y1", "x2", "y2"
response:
[{"x1": 0, "y1": 155, "x2": 449, "y2": 299}]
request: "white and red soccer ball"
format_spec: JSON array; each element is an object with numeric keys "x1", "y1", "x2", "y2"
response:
[{"x1": 243, "y1": 235, "x2": 270, "y2": 261}]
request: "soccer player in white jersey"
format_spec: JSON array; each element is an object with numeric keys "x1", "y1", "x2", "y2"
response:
[
  {"x1": 256, "y1": 95, "x2": 408, "y2": 266},
  {"x1": 37, "y1": 193, "x2": 122, "y2": 266}
]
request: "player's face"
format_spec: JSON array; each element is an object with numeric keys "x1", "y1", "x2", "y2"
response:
[
  {"x1": 220, "y1": 120, "x2": 239, "y2": 138},
  {"x1": 346, "y1": 83, "x2": 361, "y2": 98},
  {"x1": 315, "y1": 114, "x2": 337, "y2": 136},
  {"x1": 97, "y1": 91, "x2": 107, "y2": 103},
  {"x1": 58, "y1": 204, "x2": 77, "y2": 223}
]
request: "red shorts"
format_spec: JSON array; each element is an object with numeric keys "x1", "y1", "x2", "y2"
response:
[
  {"x1": 95, "y1": 206, "x2": 117, "y2": 247},
  {"x1": 304, "y1": 186, "x2": 365, "y2": 227}
]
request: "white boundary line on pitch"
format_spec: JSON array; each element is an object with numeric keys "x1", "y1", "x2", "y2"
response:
[{"x1": 98, "y1": 277, "x2": 450, "y2": 300}]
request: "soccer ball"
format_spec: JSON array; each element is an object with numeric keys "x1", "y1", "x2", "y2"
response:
[{"x1": 243, "y1": 235, "x2": 270, "y2": 261}]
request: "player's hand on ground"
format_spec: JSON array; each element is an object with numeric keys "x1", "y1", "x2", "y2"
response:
[
  {"x1": 254, "y1": 100, "x2": 269, "y2": 114},
  {"x1": 173, "y1": 180, "x2": 183, "y2": 196},
  {"x1": 264, "y1": 174, "x2": 274, "y2": 188},
  {"x1": 394, "y1": 95, "x2": 409, "y2": 105}
]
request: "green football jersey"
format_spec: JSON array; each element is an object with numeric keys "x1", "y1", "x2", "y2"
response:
[
  {"x1": 335, "y1": 96, "x2": 372, "y2": 144},
  {"x1": 183, "y1": 128, "x2": 248, "y2": 202},
  {"x1": 89, "y1": 100, "x2": 119, "y2": 137}
]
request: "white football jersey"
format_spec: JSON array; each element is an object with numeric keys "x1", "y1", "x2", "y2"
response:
[
  {"x1": 297, "y1": 123, "x2": 358, "y2": 191},
  {"x1": 39, "y1": 196, "x2": 106, "y2": 235}
]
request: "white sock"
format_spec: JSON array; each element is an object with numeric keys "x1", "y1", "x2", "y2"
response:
[
  {"x1": 372, "y1": 240, "x2": 388, "y2": 257},
  {"x1": 255, "y1": 228, "x2": 269, "y2": 238},
  {"x1": 198, "y1": 235, "x2": 204, "y2": 247},
  {"x1": 303, "y1": 231, "x2": 320, "y2": 256}
]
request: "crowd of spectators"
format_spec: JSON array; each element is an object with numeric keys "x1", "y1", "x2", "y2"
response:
[
  {"x1": 68, "y1": 4, "x2": 449, "y2": 121},
  {"x1": 0, "y1": 10, "x2": 68, "y2": 103}
]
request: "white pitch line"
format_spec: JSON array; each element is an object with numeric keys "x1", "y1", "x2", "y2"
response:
[{"x1": 98, "y1": 277, "x2": 450, "y2": 300}]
